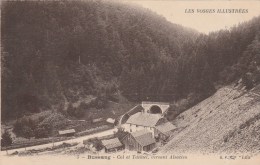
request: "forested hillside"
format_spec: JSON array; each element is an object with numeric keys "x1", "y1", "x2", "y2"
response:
[{"x1": 1, "y1": 1, "x2": 260, "y2": 120}]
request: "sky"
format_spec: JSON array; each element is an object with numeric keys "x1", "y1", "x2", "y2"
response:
[{"x1": 128, "y1": 0, "x2": 260, "y2": 34}]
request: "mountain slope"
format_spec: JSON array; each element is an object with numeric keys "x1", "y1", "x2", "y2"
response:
[
  {"x1": 1, "y1": 1, "x2": 199, "y2": 119},
  {"x1": 161, "y1": 83, "x2": 260, "y2": 154},
  {"x1": 1, "y1": 0, "x2": 260, "y2": 121}
]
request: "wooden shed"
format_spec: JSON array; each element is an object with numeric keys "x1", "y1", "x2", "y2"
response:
[
  {"x1": 101, "y1": 137, "x2": 124, "y2": 153},
  {"x1": 121, "y1": 130, "x2": 156, "y2": 152}
]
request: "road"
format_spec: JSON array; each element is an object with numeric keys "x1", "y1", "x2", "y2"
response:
[{"x1": 0, "y1": 128, "x2": 117, "y2": 156}]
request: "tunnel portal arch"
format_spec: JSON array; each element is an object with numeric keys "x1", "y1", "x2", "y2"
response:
[
  {"x1": 141, "y1": 102, "x2": 170, "y2": 115},
  {"x1": 149, "y1": 105, "x2": 162, "y2": 114}
]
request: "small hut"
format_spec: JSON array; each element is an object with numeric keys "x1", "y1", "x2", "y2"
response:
[
  {"x1": 101, "y1": 137, "x2": 124, "y2": 153},
  {"x1": 58, "y1": 129, "x2": 76, "y2": 137}
]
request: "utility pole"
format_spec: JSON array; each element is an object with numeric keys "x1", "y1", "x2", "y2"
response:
[
  {"x1": 79, "y1": 55, "x2": 81, "y2": 64},
  {"x1": 51, "y1": 124, "x2": 55, "y2": 148}
]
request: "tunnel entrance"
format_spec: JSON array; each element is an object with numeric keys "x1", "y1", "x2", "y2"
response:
[{"x1": 149, "y1": 105, "x2": 162, "y2": 114}]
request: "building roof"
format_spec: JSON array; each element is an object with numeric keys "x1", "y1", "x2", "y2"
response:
[
  {"x1": 126, "y1": 112, "x2": 162, "y2": 127},
  {"x1": 92, "y1": 118, "x2": 103, "y2": 123},
  {"x1": 131, "y1": 130, "x2": 156, "y2": 147},
  {"x1": 106, "y1": 118, "x2": 115, "y2": 124},
  {"x1": 101, "y1": 138, "x2": 123, "y2": 150},
  {"x1": 117, "y1": 131, "x2": 129, "y2": 141},
  {"x1": 142, "y1": 101, "x2": 169, "y2": 105},
  {"x1": 155, "y1": 122, "x2": 176, "y2": 136},
  {"x1": 58, "y1": 129, "x2": 76, "y2": 135}
]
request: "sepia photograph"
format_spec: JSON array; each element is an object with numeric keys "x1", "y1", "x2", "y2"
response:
[{"x1": 1, "y1": 0, "x2": 260, "y2": 164}]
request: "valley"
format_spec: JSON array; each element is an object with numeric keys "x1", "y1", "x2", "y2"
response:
[{"x1": 1, "y1": 0, "x2": 260, "y2": 157}]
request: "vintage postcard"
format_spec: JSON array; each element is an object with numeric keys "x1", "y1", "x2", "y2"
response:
[{"x1": 1, "y1": 0, "x2": 260, "y2": 165}]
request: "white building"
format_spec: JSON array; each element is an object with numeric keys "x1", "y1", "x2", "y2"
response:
[{"x1": 122, "y1": 112, "x2": 167, "y2": 137}]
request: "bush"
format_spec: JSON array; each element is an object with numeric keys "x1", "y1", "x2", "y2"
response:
[
  {"x1": 34, "y1": 127, "x2": 49, "y2": 138},
  {"x1": 242, "y1": 72, "x2": 254, "y2": 90},
  {"x1": 38, "y1": 113, "x2": 69, "y2": 131},
  {"x1": 67, "y1": 103, "x2": 75, "y2": 117},
  {"x1": 87, "y1": 138, "x2": 103, "y2": 151},
  {"x1": 23, "y1": 126, "x2": 34, "y2": 139},
  {"x1": 1, "y1": 130, "x2": 12, "y2": 147},
  {"x1": 94, "y1": 95, "x2": 108, "y2": 109},
  {"x1": 74, "y1": 108, "x2": 85, "y2": 118},
  {"x1": 67, "y1": 102, "x2": 86, "y2": 118},
  {"x1": 13, "y1": 117, "x2": 37, "y2": 139}
]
